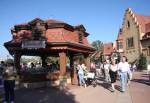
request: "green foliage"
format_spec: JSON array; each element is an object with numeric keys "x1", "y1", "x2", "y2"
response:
[
  {"x1": 138, "y1": 53, "x2": 147, "y2": 70},
  {"x1": 20, "y1": 56, "x2": 41, "y2": 64},
  {"x1": 91, "y1": 40, "x2": 103, "y2": 62},
  {"x1": 91, "y1": 40, "x2": 103, "y2": 51},
  {"x1": 73, "y1": 55, "x2": 84, "y2": 63},
  {"x1": 46, "y1": 56, "x2": 59, "y2": 63}
]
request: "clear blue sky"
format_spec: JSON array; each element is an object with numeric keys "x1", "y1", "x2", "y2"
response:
[{"x1": 0, "y1": 0, "x2": 150, "y2": 59}]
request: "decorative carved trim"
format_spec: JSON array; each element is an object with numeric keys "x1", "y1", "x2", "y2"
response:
[
  {"x1": 47, "y1": 23, "x2": 74, "y2": 31},
  {"x1": 14, "y1": 25, "x2": 31, "y2": 31}
]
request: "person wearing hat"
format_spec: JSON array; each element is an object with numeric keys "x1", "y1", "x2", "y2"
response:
[{"x1": 2, "y1": 59, "x2": 17, "y2": 103}]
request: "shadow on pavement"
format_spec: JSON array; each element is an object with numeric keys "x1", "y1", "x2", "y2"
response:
[
  {"x1": 114, "y1": 85, "x2": 122, "y2": 92},
  {"x1": 132, "y1": 79, "x2": 150, "y2": 86},
  {"x1": 15, "y1": 87, "x2": 77, "y2": 103},
  {"x1": 141, "y1": 75, "x2": 148, "y2": 78},
  {"x1": 96, "y1": 77, "x2": 112, "y2": 92},
  {"x1": 141, "y1": 73, "x2": 148, "y2": 76}
]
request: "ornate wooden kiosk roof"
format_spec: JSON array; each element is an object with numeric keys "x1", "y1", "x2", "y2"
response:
[
  {"x1": 4, "y1": 18, "x2": 95, "y2": 56},
  {"x1": 4, "y1": 18, "x2": 95, "y2": 84}
]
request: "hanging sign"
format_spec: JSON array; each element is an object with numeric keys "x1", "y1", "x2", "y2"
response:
[{"x1": 22, "y1": 40, "x2": 46, "y2": 49}]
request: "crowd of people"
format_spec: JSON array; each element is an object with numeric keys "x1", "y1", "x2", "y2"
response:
[
  {"x1": 20, "y1": 61, "x2": 60, "y2": 73},
  {"x1": 76, "y1": 56, "x2": 135, "y2": 93},
  {"x1": 0, "y1": 56, "x2": 150, "y2": 103}
]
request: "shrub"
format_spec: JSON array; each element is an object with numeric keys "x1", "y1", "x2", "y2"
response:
[{"x1": 138, "y1": 54, "x2": 147, "y2": 70}]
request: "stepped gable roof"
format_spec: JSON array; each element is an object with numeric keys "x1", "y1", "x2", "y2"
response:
[{"x1": 125, "y1": 8, "x2": 150, "y2": 33}]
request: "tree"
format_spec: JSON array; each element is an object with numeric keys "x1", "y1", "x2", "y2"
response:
[
  {"x1": 91, "y1": 40, "x2": 103, "y2": 62},
  {"x1": 91, "y1": 40, "x2": 103, "y2": 51},
  {"x1": 138, "y1": 53, "x2": 147, "y2": 70}
]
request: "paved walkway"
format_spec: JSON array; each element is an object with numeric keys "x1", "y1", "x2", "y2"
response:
[
  {"x1": 0, "y1": 71, "x2": 150, "y2": 103},
  {"x1": 69, "y1": 79, "x2": 132, "y2": 103},
  {"x1": 116, "y1": 87, "x2": 132, "y2": 103},
  {"x1": 129, "y1": 71, "x2": 150, "y2": 103}
]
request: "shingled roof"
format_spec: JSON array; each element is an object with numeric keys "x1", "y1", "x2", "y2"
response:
[
  {"x1": 103, "y1": 43, "x2": 113, "y2": 56},
  {"x1": 134, "y1": 13, "x2": 150, "y2": 33}
]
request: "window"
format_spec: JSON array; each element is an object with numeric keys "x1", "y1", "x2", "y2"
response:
[
  {"x1": 117, "y1": 41, "x2": 123, "y2": 50},
  {"x1": 79, "y1": 34, "x2": 83, "y2": 43},
  {"x1": 127, "y1": 21, "x2": 130, "y2": 29},
  {"x1": 126, "y1": 37, "x2": 134, "y2": 49}
]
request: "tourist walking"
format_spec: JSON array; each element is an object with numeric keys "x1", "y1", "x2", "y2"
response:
[
  {"x1": 77, "y1": 62, "x2": 86, "y2": 88},
  {"x1": 147, "y1": 61, "x2": 150, "y2": 82},
  {"x1": 90, "y1": 62, "x2": 96, "y2": 70},
  {"x1": 103, "y1": 60, "x2": 110, "y2": 83},
  {"x1": 109, "y1": 59, "x2": 118, "y2": 92},
  {"x1": 132, "y1": 63, "x2": 137, "y2": 72},
  {"x1": 118, "y1": 56, "x2": 130, "y2": 92},
  {"x1": 95, "y1": 63, "x2": 101, "y2": 78},
  {"x1": 2, "y1": 59, "x2": 17, "y2": 103},
  {"x1": 127, "y1": 64, "x2": 132, "y2": 86},
  {"x1": 100, "y1": 61, "x2": 105, "y2": 78}
]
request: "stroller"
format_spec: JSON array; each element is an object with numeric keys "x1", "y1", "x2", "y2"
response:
[{"x1": 84, "y1": 70, "x2": 97, "y2": 87}]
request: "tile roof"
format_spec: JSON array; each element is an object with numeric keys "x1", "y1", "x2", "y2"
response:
[
  {"x1": 46, "y1": 29, "x2": 92, "y2": 47},
  {"x1": 46, "y1": 19, "x2": 65, "y2": 24},
  {"x1": 103, "y1": 43, "x2": 113, "y2": 56},
  {"x1": 134, "y1": 13, "x2": 150, "y2": 33},
  {"x1": 8, "y1": 18, "x2": 93, "y2": 50},
  {"x1": 145, "y1": 23, "x2": 150, "y2": 33}
]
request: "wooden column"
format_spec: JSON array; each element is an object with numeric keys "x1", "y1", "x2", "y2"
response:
[
  {"x1": 14, "y1": 52, "x2": 21, "y2": 73},
  {"x1": 70, "y1": 55, "x2": 78, "y2": 85},
  {"x1": 59, "y1": 51, "x2": 67, "y2": 76},
  {"x1": 84, "y1": 54, "x2": 91, "y2": 70},
  {"x1": 41, "y1": 56, "x2": 46, "y2": 67}
]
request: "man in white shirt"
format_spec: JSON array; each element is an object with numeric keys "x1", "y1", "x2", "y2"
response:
[{"x1": 118, "y1": 56, "x2": 130, "y2": 92}]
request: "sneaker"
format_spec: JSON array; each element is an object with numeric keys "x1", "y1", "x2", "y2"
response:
[
  {"x1": 112, "y1": 89, "x2": 115, "y2": 92},
  {"x1": 121, "y1": 90, "x2": 125, "y2": 93}
]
